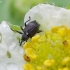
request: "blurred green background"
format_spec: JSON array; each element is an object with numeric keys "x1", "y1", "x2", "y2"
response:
[{"x1": 0, "y1": 0, "x2": 70, "y2": 25}]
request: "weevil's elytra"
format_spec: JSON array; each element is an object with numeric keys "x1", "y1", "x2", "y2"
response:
[
  {"x1": 13, "y1": 16, "x2": 42, "y2": 46},
  {"x1": 23, "y1": 20, "x2": 40, "y2": 38}
]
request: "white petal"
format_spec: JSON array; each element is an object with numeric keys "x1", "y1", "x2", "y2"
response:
[{"x1": 24, "y1": 4, "x2": 70, "y2": 31}]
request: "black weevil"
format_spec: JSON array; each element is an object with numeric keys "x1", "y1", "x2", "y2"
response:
[{"x1": 15, "y1": 16, "x2": 42, "y2": 46}]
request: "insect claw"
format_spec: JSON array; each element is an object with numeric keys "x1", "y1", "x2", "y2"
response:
[
  {"x1": 38, "y1": 24, "x2": 40, "y2": 26},
  {"x1": 37, "y1": 30, "x2": 42, "y2": 33}
]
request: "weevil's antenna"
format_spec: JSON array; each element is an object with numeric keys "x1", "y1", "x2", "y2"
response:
[{"x1": 25, "y1": 16, "x2": 31, "y2": 26}]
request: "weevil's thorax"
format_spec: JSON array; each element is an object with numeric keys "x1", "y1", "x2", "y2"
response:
[
  {"x1": 24, "y1": 20, "x2": 39, "y2": 30},
  {"x1": 30, "y1": 20, "x2": 40, "y2": 27}
]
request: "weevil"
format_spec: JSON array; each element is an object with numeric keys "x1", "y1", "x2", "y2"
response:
[{"x1": 14, "y1": 16, "x2": 42, "y2": 46}]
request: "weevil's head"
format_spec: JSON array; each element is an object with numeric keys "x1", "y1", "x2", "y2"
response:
[{"x1": 22, "y1": 33, "x2": 29, "y2": 41}]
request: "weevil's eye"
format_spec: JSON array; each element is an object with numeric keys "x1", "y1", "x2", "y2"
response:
[{"x1": 22, "y1": 34, "x2": 28, "y2": 40}]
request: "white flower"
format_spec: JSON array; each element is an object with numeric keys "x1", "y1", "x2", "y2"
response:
[
  {"x1": 0, "y1": 21, "x2": 25, "y2": 70},
  {"x1": 24, "y1": 4, "x2": 70, "y2": 31}
]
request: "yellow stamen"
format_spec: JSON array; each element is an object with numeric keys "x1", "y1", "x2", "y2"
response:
[
  {"x1": 58, "y1": 68, "x2": 63, "y2": 70},
  {"x1": 25, "y1": 48, "x2": 36, "y2": 59},
  {"x1": 63, "y1": 67, "x2": 69, "y2": 70},
  {"x1": 23, "y1": 42, "x2": 32, "y2": 49},
  {"x1": 61, "y1": 57, "x2": 70, "y2": 65},
  {"x1": 22, "y1": 63, "x2": 34, "y2": 70},
  {"x1": 37, "y1": 66, "x2": 43, "y2": 70},
  {"x1": 32, "y1": 35, "x2": 40, "y2": 43},
  {"x1": 67, "y1": 29, "x2": 70, "y2": 38},
  {"x1": 23, "y1": 54, "x2": 30, "y2": 62},
  {"x1": 45, "y1": 31, "x2": 51, "y2": 38},
  {"x1": 57, "y1": 26, "x2": 67, "y2": 36},
  {"x1": 63, "y1": 39, "x2": 70, "y2": 48},
  {"x1": 44, "y1": 59, "x2": 55, "y2": 67},
  {"x1": 51, "y1": 26, "x2": 58, "y2": 33}
]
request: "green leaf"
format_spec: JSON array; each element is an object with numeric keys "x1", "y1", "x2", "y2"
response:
[
  {"x1": 66, "y1": 3, "x2": 70, "y2": 9},
  {"x1": 9, "y1": 24, "x2": 21, "y2": 32},
  {"x1": 9, "y1": 23, "x2": 21, "y2": 41}
]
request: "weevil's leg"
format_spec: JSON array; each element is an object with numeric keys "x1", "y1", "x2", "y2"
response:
[
  {"x1": 16, "y1": 31, "x2": 23, "y2": 34},
  {"x1": 25, "y1": 16, "x2": 31, "y2": 26},
  {"x1": 11, "y1": 29, "x2": 23, "y2": 34},
  {"x1": 25, "y1": 22, "x2": 27, "y2": 26},
  {"x1": 20, "y1": 26, "x2": 24, "y2": 32},
  {"x1": 20, "y1": 40, "x2": 23, "y2": 46},
  {"x1": 37, "y1": 30, "x2": 42, "y2": 33}
]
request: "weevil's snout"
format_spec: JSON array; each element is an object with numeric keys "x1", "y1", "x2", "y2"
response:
[{"x1": 20, "y1": 34, "x2": 29, "y2": 46}]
